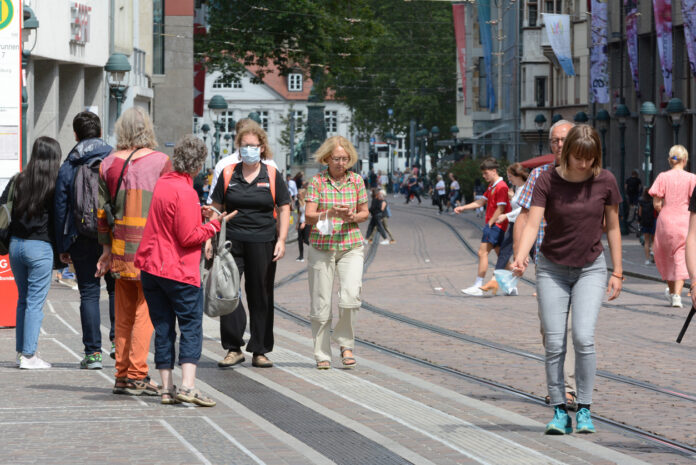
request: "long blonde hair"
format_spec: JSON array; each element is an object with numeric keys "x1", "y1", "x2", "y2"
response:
[
  {"x1": 297, "y1": 188, "x2": 306, "y2": 208},
  {"x1": 115, "y1": 107, "x2": 158, "y2": 150}
]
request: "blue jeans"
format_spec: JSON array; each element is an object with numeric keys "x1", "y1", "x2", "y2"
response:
[
  {"x1": 141, "y1": 271, "x2": 203, "y2": 369},
  {"x1": 495, "y1": 223, "x2": 514, "y2": 270},
  {"x1": 70, "y1": 235, "x2": 115, "y2": 354},
  {"x1": 9, "y1": 238, "x2": 54, "y2": 356},
  {"x1": 536, "y1": 252, "x2": 606, "y2": 406}
]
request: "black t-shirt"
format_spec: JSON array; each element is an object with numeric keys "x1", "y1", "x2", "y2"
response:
[
  {"x1": 625, "y1": 177, "x2": 642, "y2": 197},
  {"x1": 211, "y1": 163, "x2": 290, "y2": 242},
  {"x1": 369, "y1": 198, "x2": 385, "y2": 217}
]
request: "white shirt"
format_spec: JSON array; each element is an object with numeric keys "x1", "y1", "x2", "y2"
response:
[
  {"x1": 450, "y1": 180, "x2": 460, "y2": 191},
  {"x1": 287, "y1": 179, "x2": 298, "y2": 198},
  {"x1": 207, "y1": 150, "x2": 280, "y2": 204},
  {"x1": 435, "y1": 180, "x2": 446, "y2": 195}
]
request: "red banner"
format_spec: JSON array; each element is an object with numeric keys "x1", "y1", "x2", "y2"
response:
[
  {"x1": 193, "y1": 23, "x2": 206, "y2": 117},
  {"x1": 452, "y1": 4, "x2": 467, "y2": 114}
]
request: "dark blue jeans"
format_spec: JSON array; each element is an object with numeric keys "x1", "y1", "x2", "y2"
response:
[
  {"x1": 141, "y1": 271, "x2": 203, "y2": 369},
  {"x1": 69, "y1": 235, "x2": 115, "y2": 354}
]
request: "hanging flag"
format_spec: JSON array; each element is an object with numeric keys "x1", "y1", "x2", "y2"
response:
[
  {"x1": 590, "y1": 0, "x2": 609, "y2": 103},
  {"x1": 682, "y1": 0, "x2": 696, "y2": 77},
  {"x1": 653, "y1": 0, "x2": 673, "y2": 98},
  {"x1": 193, "y1": 23, "x2": 206, "y2": 117},
  {"x1": 477, "y1": 0, "x2": 496, "y2": 112},
  {"x1": 452, "y1": 3, "x2": 467, "y2": 114},
  {"x1": 543, "y1": 14, "x2": 575, "y2": 76},
  {"x1": 625, "y1": 0, "x2": 640, "y2": 97}
]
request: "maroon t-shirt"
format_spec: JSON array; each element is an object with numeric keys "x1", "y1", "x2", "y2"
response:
[{"x1": 531, "y1": 168, "x2": 621, "y2": 267}]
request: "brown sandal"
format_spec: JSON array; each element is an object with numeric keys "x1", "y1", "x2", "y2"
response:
[
  {"x1": 340, "y1": 347, "x2": 357, "y2": 368},
  {"x1": 161, "y1": 386, "x2": 181, "y2": 405},
  {"x1": 316, "y1": 361, "x2": 331, "y2": 370}
]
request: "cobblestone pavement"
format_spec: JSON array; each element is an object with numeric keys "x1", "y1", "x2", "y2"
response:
[{"x1": 0, "y1": 200, "x2": 694, "y2": 464}]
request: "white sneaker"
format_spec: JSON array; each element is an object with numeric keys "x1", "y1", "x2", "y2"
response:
[
  {"x1": 462, "y1": 285, "x2": 484, "y2": 296},
  {"x1": 665, "y1": 287, "x2": 672, "y2": 303},
  {"x1": 671, "y1": 294, "x2": 683, "y2": 308},
  {"x1": 507, "y1": 288, "x2": 519, "y2": 296},
  {"x1": 16, "y1": 352, "x2": 21, "y2": 367},
  {"x1": 19, "y1": 355, "x2": 51, "y2": 370},
  {"x1": 644, "y1": 260, "x2": 651, "y2": 265},
  {"x1": 379, "y1": 239, "x2": 390, "y2": 245}
]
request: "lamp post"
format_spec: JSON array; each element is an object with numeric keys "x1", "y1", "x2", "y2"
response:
[
  {"x1": 430, "y1": 126, "x2": 440, "y2": 171},
  {"x1": 200, "y1": 123, "x2": 210, "y2": 167},
  {"x1": 596, "y1": 109, "x2": 609, "y2": 168},
  {"x1": 551, "y1": 114, "x2": 563, "y2": 125},
  {"x1": 640, "y1": 101, "x2": 657, "y2": 187},
  {"x1": 105, "y1": 53, "x2": 131, "y2": 120},
  {"x1": 224, "y1": 133, "x2": 232, "y2": 154},
  {"x1": 248, "y1": 111, "x2": 261, "y2": 125},
  {"x1": 666, "y1": 97, "x2": 685, "y2": 145},
  {"x1": 534, "y1": 113, "x2": 547, "y2": 155},
  {"x1": 450, "y1": 125, "x2": 460, "y2": 160},
  {"x1": 21, "y1": 6, "x2": 39, "y2": 169},
  {"x1": 416, "y1": 127, "x2": 428, "y2": 176},
  {"x1": 615, "y1": 103, "x2": 630, "y2": 235},
  {"x1": 385, "y1": 132, "x2": 396, "y2": 191},
  {"x1": 208, "y1": 95, "x2": 228, "y2": 165},
  {"x1": 574, "y1": 111, "x2": 589, "y2": 124}
]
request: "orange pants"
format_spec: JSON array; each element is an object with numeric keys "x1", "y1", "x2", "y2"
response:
[{"x1": 114, "y1": 279, "x2": 153, "y2": 380}]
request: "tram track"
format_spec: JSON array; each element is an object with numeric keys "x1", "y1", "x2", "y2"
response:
[{"x1": 272, "y1": 300, "x2": 696, "y2": 458}]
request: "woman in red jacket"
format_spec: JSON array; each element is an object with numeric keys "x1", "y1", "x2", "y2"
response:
[{"x1": 135, "y1": 135, "x2": 235, "y2": 406}]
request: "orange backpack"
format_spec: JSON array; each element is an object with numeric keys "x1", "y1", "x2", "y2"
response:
[{"x1": 222, "y1": 163, "x2": 277, "y2": 218}]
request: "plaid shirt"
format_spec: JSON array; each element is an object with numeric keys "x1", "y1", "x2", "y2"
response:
[
  {"x1": 517, "y1": 162, "x2": 554, "y2": 261},
  {"x1": 306, "y1": 170, "x2": 368, "y2": 250}
]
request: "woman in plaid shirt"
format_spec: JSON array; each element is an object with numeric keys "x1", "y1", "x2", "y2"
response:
[{"x1": 305, "y1": 136, "x2": 369, "y2": 369}]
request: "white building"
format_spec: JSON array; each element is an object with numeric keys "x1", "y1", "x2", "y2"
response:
[{"x1": 197, "y1": 67, "x2": 355, "y2": 176}]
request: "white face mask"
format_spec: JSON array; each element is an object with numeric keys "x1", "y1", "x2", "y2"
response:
[{"x1": 316, "y1": 211, "x2": 333, "y2": 235}]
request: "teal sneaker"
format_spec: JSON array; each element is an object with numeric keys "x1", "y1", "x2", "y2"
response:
[
  {"x1": 576, "y1": 407, "x2": 596, "y2": 433},
  {"x1": 109, "y1": 342, "x2": 116, "y2": 360},
  {"x1": 545, "y1": 406, "x2": 572, "y2": 435},
  {"x1": 80, "y1": 352, "x2": 103, "y2": 370}
]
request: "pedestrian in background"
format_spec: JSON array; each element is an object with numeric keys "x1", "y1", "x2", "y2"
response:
[
  {"x1": 648, "y1": 145, "x2": 696, "y2": 308},
  {"x1": 96, "y1": 107, "x2": 172, "y2": 396},
  {"x1": 305, "y1": 136, "x2": 369, "y2": 369},
  {"x1": 4, "y1": 137, "x2": 62, "y2": 369},
  {"x1": 296, "y1": 188, "x2": 310, "y2": 262},
  {"x1": 513, "y1": 124, "x2": 623, "y2": 435},
  {"x1": 455, "y1": 157, "x2": 511, "y2": 296},
  {"x1": 434, "y1": 174, "x2": 446, "y2": 214},
  {"x1": 365, "y1": 189, "x2": 395, "y2": 244},
  {"x1": 210, "y1": 121, "x2": 291, "y2": 369},
  {"x1": 54, "y1": 111, "x2": 115, "y2": 369},
  {"x1": 638, "y1": 190, "x2": 656, "y2": 265},
  {"x1": 135, "y1": 135, "x2": 235, "y2": 407},
  {"x1": 364, "y1": 188, "x2": 390, "y2": 244},
  {"x1": 447, "y1": 172, "x2": 460, "y2": 212}
]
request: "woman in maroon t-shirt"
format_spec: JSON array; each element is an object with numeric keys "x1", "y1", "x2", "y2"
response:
[{"x1": 512, "y1": 125, "x2": 623, "y2": 435}]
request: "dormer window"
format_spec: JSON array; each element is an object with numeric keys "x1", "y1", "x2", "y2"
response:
[
  {"x1": 288, "y1": 73, "x2": 303, "y2": 92},
  {"x1": 213, "y1": 77, "x2": 242, "y2": 89}
]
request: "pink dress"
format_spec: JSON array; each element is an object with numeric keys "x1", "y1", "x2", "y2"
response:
[{"x1": 648, "y1": 169, "x2": 696, "y2": 281}]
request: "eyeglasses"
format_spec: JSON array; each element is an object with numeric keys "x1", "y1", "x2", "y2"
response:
[
  {"x1": 550, "y1": 138, "x2": 566, "y2": 146},
  {"x1": 330, "y1": 157, "x2": 350, "y2": 163},
  {"x1": 240, "y1": 144, "x2": 261, "y2": 149}
]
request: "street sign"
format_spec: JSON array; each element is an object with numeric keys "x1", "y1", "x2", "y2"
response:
[
  {"x1": 387, "y1": 108, "x2": 393, "y2": 116},
  {"x1": 370, "y1": 137, "x2": 375, "y2": 144}
]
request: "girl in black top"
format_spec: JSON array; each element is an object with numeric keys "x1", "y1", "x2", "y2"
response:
[
  {"x1": 364, "y1": 188, "x2": 389, "y2": 244},
  {"x1": 4, "y1": 137, "x2": 62, "y2": 369}
]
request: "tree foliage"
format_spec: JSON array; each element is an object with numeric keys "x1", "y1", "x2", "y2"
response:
[{"x1": 197, "y1": 0, "x2": 456, "y2": 141}]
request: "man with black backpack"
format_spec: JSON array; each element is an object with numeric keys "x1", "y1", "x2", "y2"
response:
[{"x1": 54, "y1": 111, "x2": 116, "y2": 370}]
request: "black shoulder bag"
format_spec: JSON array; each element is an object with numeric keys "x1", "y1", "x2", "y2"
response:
[{"x1": 103, "y1": 148, "x2": 140, "y2": 228}]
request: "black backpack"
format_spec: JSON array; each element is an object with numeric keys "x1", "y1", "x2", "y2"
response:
[{"x1": 72, "y1": 157, "x2": 102, "y2": 238}]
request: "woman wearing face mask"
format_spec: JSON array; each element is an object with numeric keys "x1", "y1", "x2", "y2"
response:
[
  {"x1": 209, "y1": 121, "x2": 291, "y2": 368},
  {"x1": 305, "y1": 136, "x2": 370, "y2": 370}
]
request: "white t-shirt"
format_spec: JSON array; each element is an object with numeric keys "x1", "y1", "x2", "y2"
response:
[
  {"x1": 379, "y1": 174, "x2": 389, "y2": 186},
  {"x1": 450, "y1": 180, "x2": 460, "y2": 191},
  {"x1": 287, "y1": 179, "x2": 298, "y2": 198},
  {"x1": 435, "y1": 180, "x2": 446, "y2": 195},
  {"x1": 207, "y1": 150, "x2": 280, "y2": 204}
]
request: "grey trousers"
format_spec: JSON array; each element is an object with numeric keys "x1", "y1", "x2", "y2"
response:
[{"x1": 536, "y1": 252, "x2": 606, "y2": 406}]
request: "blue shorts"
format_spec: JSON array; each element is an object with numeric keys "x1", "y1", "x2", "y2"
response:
[
  {"x1": 481, "y1": 224, "x2": 505, "y2": 247},
  {"x1": 641, "y1": 224, "x2": 655, "y2": 235}
]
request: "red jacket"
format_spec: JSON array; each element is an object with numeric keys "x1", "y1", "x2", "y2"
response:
[{"x1": 134, "y1": 171, "x2": 220, "y2": 287}]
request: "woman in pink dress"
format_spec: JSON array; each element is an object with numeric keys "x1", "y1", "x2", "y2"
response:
[{"x1": 648, "y1": 145, "x2": 696, "y2": 308}]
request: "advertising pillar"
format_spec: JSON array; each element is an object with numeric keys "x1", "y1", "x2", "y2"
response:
[{"x1": 0, "y1": 0, "x2": 22, "y2": 327}]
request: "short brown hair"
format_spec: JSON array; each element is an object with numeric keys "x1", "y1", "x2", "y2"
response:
[
  {"x1": 479, "y1": 157, "x2": 498, "y2": 171},
  {"x1": 507, "y1": 162, "x2": 529, "y2": 182},
  {"x1": 234, "y1": 121, "x2": 272, "y2": 160},
  {"x1": 172, "y1": 134, "x2": 207, "y2": 175},
  {"x1": 115, "y1": 107, "x2": 158, "y2": 150},
  {"x1": 560, "y1": 124, "x2": 602, "y2": 177},
  {"x1": 313, "y1": 136, "x2": 358, "y2": 168}
]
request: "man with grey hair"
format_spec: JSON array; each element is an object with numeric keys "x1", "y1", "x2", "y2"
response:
[{"x1": 513, "y1": 119, "x2": 578, "y2": 409}]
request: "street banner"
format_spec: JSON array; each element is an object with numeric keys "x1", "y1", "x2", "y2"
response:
[
  {"x1": 590, "y1": 0, "x2": 609, "y2": 103},
  {"x1": 543, "y1": 14, "x2": 575, "y2": 76},
  {"x1": 682, "y1": 0, "x2": 696, "y2": 77},
  {"x1": 0, "y1": 0, "x2": 20, "y2": 328},
  {"x1": 653, "y1": 0, "x2": 673, "y2": 98},
  {"x1": 625, "y1": 0, "x2": 640, "y2": 96},
  {"x1": 476, "y1": 0, "x2": 496, "y2": 112},
  {"x1": 452, "y1": 3, "x2": 467, "y2": 114},
  {"x1": 193, "y1": 23, "x2": 206, "y2": 117}
]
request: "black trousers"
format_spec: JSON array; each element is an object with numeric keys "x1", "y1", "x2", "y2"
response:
[
  {"x1": 365, "y1": 214, "x2": 387, "y2": 240},
  {"x1": 297, "y1": 224, "x2": 310, "y2": 259},
  {"x1": 220, "y1": 239, "x2": 277, "y2": 355}
]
